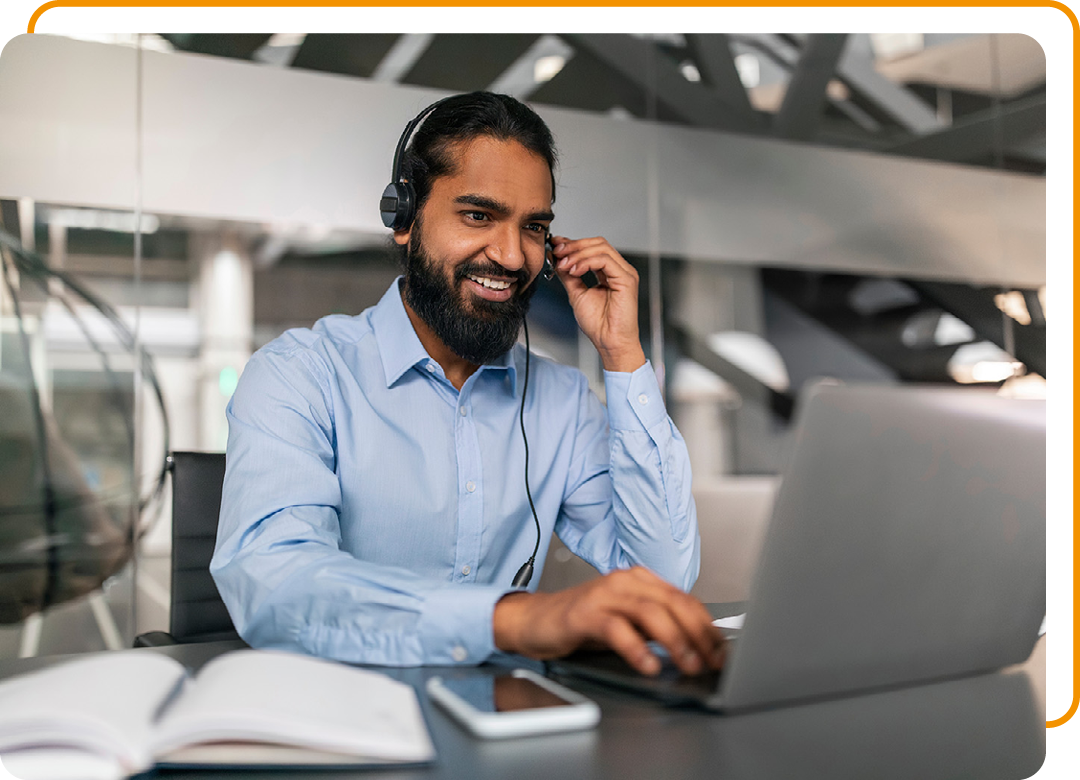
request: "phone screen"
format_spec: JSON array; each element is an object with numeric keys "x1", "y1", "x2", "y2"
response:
[{"x1": 440, "y1": 675, "x2": 575, "y2": 713}]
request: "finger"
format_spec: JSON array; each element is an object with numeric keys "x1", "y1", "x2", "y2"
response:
[
  {"x1": 595, "y1": 613, "x2": 662, "y2": 676},
  {"x1": 624, "y1": 569, "x2": 725, "y2": 669},
  {"x1": 662, "y1": 592, "x2": 728, "y2": 669},
  {"x1": 557, "y1": 244, "x2": 632, "y2": 274},
  {"x1": 559, "y1": 252, "x2": 636, "y2": 289},
  {"x1": 551, "y1": 236, "x2": 608, "y2": 256},
  {"x1": 623, "y1": 597, "x2": 707, "y2": 675}
]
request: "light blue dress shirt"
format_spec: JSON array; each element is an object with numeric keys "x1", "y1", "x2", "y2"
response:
[{"x1": 211, "y1": 280, "x2": 699, "y2": 666}]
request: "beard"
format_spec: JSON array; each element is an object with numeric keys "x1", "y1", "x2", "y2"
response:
[{"x1": 402, "y1": 224, "x2": 537, "y2": 365}]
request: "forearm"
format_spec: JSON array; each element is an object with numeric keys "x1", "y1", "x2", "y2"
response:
[
  {"x1": 211, "y1": 511, "x2": 507, "y2": 666},
  {"x1": 608, "y1": 427, "x2": 700, "y2": 589},
  {"x1": 595, "y1": 362, "x2": 700, "y2": 590}
]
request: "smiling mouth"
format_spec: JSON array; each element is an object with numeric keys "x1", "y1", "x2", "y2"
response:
[{"x1": 465, "y1": 274, "x2": 514, "y2": 291}]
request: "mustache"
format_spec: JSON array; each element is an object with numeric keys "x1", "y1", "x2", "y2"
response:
[{"x1": 453, "y1": 261, "x2": 530, "y2": 287}]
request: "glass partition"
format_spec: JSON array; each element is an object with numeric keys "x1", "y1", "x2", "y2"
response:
[{"x1": 0, "y1": 31, "x2": 1045, "y2": 649}]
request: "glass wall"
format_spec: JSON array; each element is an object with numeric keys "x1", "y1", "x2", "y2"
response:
[{"x1": 0, "y1": 31, "x2": 1045, "y2": 651}]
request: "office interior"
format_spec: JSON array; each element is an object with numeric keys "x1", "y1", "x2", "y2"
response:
[{"x1": 0, "y1": 31, "x2": 1046, "y2": 696}]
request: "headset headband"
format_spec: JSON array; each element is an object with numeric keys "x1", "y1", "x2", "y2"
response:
[
  {"x1": 381, "y1": 96, "x2": 457, "y2": 230},
  {"x1": 395, "y1": 97, "x2": 458, "y2": 186}
]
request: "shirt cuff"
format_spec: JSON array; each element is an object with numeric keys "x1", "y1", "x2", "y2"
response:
[
  {"x1": 417, "y1": 584, "x2": 511, "y2": 665},
  {"x1": 604, "y1": 360, "x2": 668, "y2": 432}
]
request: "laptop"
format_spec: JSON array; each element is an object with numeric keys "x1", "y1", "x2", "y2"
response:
[{"x1": 549, "y1": 383, "x2": 1046, "y2": 712}]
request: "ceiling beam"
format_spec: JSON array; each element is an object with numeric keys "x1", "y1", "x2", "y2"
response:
[
  {"x1": 487, "y1": 34, "x2": 575, "y2": 100},
  {"x1": 684, "y1": 34, "x2": 763, "y2": 131},
  {"x1": 402, "y1": 34, "x2": 539, "y2": 92},
  {"x1": 290, "y1": 34, "x2": 400, "y2": 79},
  {"x1": 672, "y1": 325, "x2": 795, "y2": 420},
  {"x1": 888, "y1": 93, "x2": 1045, "y2": 163},
  {"x1": 773, "y1": 34, "x2": 849, "y2": 140},
  {"x1": 733, "y1": 34, "x2": 880, "y2": 133},
  {"x1": 777, "y1": 33, "x2": 851, "y2": 139},
  {"x1": 911, "y1": 280, "x2": 1045, "y2": 377},
  {"x1": 561, "y1": 33, "x2": 761, "y2": 133},
  {"x1": 836, "y1": 45, "x2": 944, "y2": 134},
  {"x1": 159, "y1": 34, "x2": 272, "y2": 61},
  {"x1": 370, "y1": 34, "x2": 434, "y2": 83}
]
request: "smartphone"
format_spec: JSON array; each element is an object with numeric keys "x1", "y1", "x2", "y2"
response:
[{"x1": 426, "y1": 669, "x2": 600, "y2": 739}]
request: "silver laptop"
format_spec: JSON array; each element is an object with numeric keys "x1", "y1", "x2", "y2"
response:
[{"x1": 549, "y1": 383, "x2": 1046, "y2": 712}]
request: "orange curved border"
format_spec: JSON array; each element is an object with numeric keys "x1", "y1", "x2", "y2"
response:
[{"x1": 24, "y1": 0, "x2": 1079, "y2": 729}]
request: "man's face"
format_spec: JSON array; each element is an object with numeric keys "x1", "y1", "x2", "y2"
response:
[{"x1": 397, "y1": 136, "x2": 554, "y2": 365}]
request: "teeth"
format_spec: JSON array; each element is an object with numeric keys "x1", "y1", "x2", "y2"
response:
[{"x1": 468, "y1": 275, "x2": 511, "y2": 290}]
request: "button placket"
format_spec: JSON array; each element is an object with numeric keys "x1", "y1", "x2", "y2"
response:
[{"x1": 452, "y1": 388, "x2": 483, "y2": 585}]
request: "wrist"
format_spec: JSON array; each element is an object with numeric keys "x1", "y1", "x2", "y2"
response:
[
  {"x1": 493, "y1": 591, "x2": 533, "y2": 655},
  {"x1": 599, "y1": 346, "x2": 647, "y2": 374}
]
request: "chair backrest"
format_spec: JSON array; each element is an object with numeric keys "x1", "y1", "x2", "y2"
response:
[{"x1": 169, "y1": 451, "x2": 238, "y2": 642}]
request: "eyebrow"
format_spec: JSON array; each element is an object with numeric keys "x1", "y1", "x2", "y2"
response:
[{"x1": 454, "y1": 194, "x2": 554, "y2": 223}]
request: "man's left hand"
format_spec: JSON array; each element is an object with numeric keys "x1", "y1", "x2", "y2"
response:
[{"x1": 551, "y1": 235, "x2": 647, "y2": 373}]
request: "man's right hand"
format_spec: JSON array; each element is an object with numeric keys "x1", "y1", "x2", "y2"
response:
[{"x1": 492, "y1": 567, "x2": 726, "y2": 676}]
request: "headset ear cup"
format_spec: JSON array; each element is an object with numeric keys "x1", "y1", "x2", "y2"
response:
[{"x1": 380, "y1": 182, "x2": 415, "y2": 231}]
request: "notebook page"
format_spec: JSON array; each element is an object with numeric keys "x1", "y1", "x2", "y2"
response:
[
  {"x1": 0, "y1": 652, "x2": 187, "y2": 773},
  {"x1": 151, "y1": 649, "x2": 434, "y2": 763}
]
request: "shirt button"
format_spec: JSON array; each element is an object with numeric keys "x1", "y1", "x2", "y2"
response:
[
  {"x1": 451, "y1": 646, "x2": 468, "y2": 662},
  {"x1": 638, "y1": 393, "x2": 649, "y2": 405},
  {"x1": 466, "y1": 481, "x2": 476, "y2": 493},
  {"x1": 462, "y1": 564, "x2": 471, "y2": 576},
  {"x1": 459, "y1": 406, "x2": 467, "y2": 416},
  {"x1": 426, "y1": 363, "x2": 436, "y2": 373}
]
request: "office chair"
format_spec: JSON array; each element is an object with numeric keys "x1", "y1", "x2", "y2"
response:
[{"x1": 134, "y1": 451, "x2": 240, "y2": 646}]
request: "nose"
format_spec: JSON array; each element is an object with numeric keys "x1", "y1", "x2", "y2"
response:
[{"x1": 485, "y1": 223, "x2": 525, "y2": 272}]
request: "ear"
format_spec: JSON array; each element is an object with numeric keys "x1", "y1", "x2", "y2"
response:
[{"x1": 393, "y1": 228, "x2": 411, "y2": 247}]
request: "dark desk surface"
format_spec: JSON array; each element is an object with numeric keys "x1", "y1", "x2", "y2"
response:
[{"x1": 0, "y1": 604, "x2": 1045, "y2": 780}]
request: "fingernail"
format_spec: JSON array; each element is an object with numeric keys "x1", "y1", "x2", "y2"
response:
[
  {"x1": 641, "y1": 654, "x2": 661, "y2": 675},
  {"x1": 682, "y1": 650, "x2": 702, "y2": 674}
]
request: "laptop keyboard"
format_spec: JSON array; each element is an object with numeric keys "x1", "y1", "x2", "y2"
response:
[{"x1": 548, "y1": 640, "x2": 731, "y2": 706}]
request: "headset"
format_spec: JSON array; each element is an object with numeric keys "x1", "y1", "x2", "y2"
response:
[
  {"x1": 381, "y1": 98, "x2": 548, "y2": 588},
  {"x1": 380, "y1": 96, "x2": 454, "y2": 232}
]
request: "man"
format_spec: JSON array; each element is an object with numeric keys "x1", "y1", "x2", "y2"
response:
[{"x1": 211, "y1": 92, "x2": 724, "y2": 677}]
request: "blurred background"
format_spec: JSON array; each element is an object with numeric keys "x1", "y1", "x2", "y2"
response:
[{"x1": 0, "y1": 32, "x2": 1045, "y2": 656}]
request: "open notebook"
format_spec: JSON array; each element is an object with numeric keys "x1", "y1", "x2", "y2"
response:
[{"x1": 0, "y1": 648, "x2": 435, "y2": 779}]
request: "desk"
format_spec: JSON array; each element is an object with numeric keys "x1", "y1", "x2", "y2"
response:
[{"x1": 0, "y1": 605, "x2": 1045, "y2": 780}]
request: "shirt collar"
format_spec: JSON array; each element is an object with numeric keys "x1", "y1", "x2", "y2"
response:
[{"x1": 371, "y1": 278, "x2": 519, "y2": 393}]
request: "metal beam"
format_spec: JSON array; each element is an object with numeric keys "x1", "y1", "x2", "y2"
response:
[
  {"x1": 402, "y1": 34, "x2": 540, "y2": 92},
  {"x1": 672, "y1": 325, "x2": 795, "y2": 420},
  {"x1": 370, "y1": 34, "x2": 434, "y2": 83},
  {"x1": 561, "y1": 34, "x2": 760, "y2": 133},
  {"x1": 888, "y1": 93, "x2": 1045, "y2": 163},
  {"x1": 734, "y1": 34, "x2": 880, "y2": 132},
  {"x1": 773, "y1": 34, "x2": 849, "y2": 140},
  {"x1": 487, "y1": 35, "x2": 575, "y2": 100},
  {"x1": 290, "y1": 33, "x2": 400, "y2": 79},
  {"x1": 910, "y1": 280, "x2": 1045, "y2": 377},
  {"x1": 684, "y1": 34, "x2": 762, "y2": 131},
  {"x1": 836, "y1": 46, "x2": 944, "y2": 134},
  {"x1": 740, "y1": 34, "x2": 941, "y2": 134}
]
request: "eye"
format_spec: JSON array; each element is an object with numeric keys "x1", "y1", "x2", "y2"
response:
[
  {"x1": 524, "y1": 223, "x2": 546, "y2": 234},
  {"x1": 463, "y1": 211, "x2": 489, "y2": 223}
]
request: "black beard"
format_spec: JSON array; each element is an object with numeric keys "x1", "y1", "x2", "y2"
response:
[{"x1": 402, "y1": 229, "x2": 536, "y2": 365}]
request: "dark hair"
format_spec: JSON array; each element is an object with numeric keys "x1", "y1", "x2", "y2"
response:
[{"x1": 399, "y1": 92, "x2": 558, "y2": 218}]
